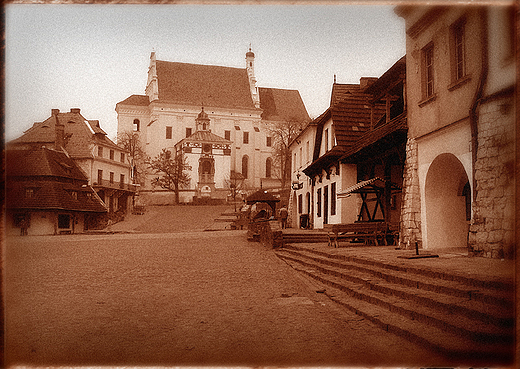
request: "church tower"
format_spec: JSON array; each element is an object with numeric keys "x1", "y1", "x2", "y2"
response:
[
  {"x1": 146, "y1": 51, "x2": 159, "y2": 102},
  {"x1": 246, "y1": 47, "x2": 260, "y2": 108}
]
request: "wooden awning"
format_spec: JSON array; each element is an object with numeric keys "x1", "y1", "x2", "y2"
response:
[{"x1": 338, "y1": 177, "x2": 401, "y2": 198}]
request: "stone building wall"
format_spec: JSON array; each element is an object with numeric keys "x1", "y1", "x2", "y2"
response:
[
  {"x1": 468, "y1": 94, "x2": 516, "y2": 259},
  {"x1": 399, "y1": 137, "x2": 423, "y2": 249}
]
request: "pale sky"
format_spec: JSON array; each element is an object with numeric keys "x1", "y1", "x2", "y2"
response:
[{"x1": 5, "y1": 4, "x2": 406, "y2": 142}]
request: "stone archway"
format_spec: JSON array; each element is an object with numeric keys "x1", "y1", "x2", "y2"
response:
[{"x1": 424, "y1": 153, "x2": 470, "y2": 250}]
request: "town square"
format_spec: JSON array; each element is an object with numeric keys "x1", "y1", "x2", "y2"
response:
[{"x1": 4, "y1": 3, "x2": 517, "y2": 368}]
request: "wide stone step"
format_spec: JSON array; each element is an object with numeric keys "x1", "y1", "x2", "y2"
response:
[
  {"x1": 283, "y1": 244, "x2": 514, "y2": 294},
  {"x1": 277, "y1": 252, "x2": 514, "y2": 341},
  {"x1": 278, "y1": 248, "x2": 514, "y2": 311},
  {"x1": 282, "y1": 260, "x2": 514, "y2": 365}
]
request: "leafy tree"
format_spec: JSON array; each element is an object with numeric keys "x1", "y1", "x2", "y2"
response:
[
  {"x1": 265, "y1": 119, "x2": 307, "y2": 190},
  {"x1": 149, "y1": 149, "x2": 191, "y2": 204},
  {"x1": 117, "y1": 131, "x2": 148, "y2": 187}
]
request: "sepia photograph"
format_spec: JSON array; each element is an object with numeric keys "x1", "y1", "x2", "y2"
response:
[{"x1": 3, "y1": 0, "x2": 518, "y2": 368}]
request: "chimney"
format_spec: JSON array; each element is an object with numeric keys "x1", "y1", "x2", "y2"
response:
[
  {"x1": 51, "y1": 108, "x2": 60, "y2": 115},
  {"x1": 360, "y1": 77, "x2": 378, "y2": 90},
  {"x1": 70, "y1": 108, "x2": 81, "y2": 114},
  {"x1": 54, "y1": 110, "x2": 65, "y2": 149}
]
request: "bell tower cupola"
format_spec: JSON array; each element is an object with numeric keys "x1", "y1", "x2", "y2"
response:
[
  {"x1": 196, "y1": 106, "x2": 211, "y2": 132},
  {"x1": 246, "y1": 46, "x2": 260, "y2": 108}
]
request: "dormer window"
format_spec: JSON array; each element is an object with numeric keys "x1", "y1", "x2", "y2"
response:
[
  {"x1": 25, "y1": 188, "x2": 34, "y2": 199},
  {"x1": 324, "y1": 129, "x2": 329, "y2": 152}
]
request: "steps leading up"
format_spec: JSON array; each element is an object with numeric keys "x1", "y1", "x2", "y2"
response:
[
  {"x1": 275, "y1": 244, "x2": 515, "y2": 366},
  {"x1": 282, "y1": 230, "x2": 329, "y2": 243}
]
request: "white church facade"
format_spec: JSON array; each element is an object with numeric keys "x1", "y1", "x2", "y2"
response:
[{"x1": 116, "y1": 49, "x2": 310, "y2": 204}]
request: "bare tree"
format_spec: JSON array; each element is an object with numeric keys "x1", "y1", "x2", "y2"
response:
[
  {"x1": 149, "y1": 149, "x2": 191, "y2": 204},
  {"x1": 265, "y1": 119, "x2": 307, "y2": 190},
  {"x1": 224, "y1": 170, "x2": 245, "y2": 212},
  {"x1": 117, "y1": 131, "x2": 148, "y2": 187}
]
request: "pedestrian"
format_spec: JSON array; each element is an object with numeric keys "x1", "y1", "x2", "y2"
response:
[
  {"x1": 279, "y1": 206, "x2": 288, "y2": 229},
  {"x1": 20, "y1": 216, "x2": 28, "y2": 236}
]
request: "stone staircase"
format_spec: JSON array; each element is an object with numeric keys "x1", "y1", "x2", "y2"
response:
[
  {"x1": 275, "y1": 244, "x2": 515, "y2": 366},
  {"x1": 282, "y1": 230, "x2": 329, "y2": 244}
]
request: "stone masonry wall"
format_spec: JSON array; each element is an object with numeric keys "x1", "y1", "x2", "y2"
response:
[
  {"x1": 468, "y1": 95, "x2": 516, "y2": 259},
  {"x1": 399, "y1": 137, "x2": 423, "y2": 249}
]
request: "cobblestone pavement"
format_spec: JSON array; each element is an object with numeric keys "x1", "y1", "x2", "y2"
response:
[{"x1": 5, "y1": 231, "x2": 446, "y2": 367}]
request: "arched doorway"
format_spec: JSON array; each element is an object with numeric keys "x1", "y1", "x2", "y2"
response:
[{"x1": 424, "y1": 153, "x2": 470, "y2": 250}]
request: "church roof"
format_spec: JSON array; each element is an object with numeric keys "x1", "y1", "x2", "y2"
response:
[
  {"x1": 155, "y1": 60, "x2": 256, "y2": 109},
  {"x1": 116, "y1": 94, "x2": 149, "y2": 107},
  {"x1": 258, "y1": 87, "x2": 310, "y2": 123}
]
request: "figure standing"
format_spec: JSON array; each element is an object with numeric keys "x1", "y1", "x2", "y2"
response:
[{"x1": 279, "y1": 206, "x2": 288, "y2": 229}]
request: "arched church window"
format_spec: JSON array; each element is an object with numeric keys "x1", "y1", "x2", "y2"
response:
[
  {"x1": 133, "y1": 119, "x2": 140, "y2": 132},
  {"x1": 266, "y1": 158, "x2": 272, "y2": 178},
  {"x1": 242, "y1": 155, "x2": 249, "y2": 179},
  {"x1": 201, "y1": 160, "x2": 212, "y2": 174}
]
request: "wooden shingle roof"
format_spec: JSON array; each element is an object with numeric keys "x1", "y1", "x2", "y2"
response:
[{"x1": 6, "y1": 148, "x2": 107, "y2": 213}]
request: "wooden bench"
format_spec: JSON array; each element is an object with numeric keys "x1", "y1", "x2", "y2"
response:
[{"x1": 323, "y1": 222, "x2": 387, "y2": 248}]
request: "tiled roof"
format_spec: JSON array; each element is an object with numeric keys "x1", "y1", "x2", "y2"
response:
[
  {"x1": 258, "y1": 87, "x2": 310, "y2": 123},
  {"x1": 364, "y1": 56, "x2": 406, "y2": 99},
  {"x1": 88, "y1": 120, "x2": 107, "y2": 135},
  {"x1": 8, "y1": 119, "x2": 57, "y2": 145},
  {"x1": 304, "y1": 88, "x2": 386, "y2": 176},
  {"x1": 156, "y1": 60, "x2": 256, "y2": 109},
  {"x1": 8, "y1": 110, "x2": 124, "y2": 157},
  {"x1": 6, "y1": 148, "x2": 107, "y2": 213},
  {"x1": 180, "y1": 130, "x2": 232, "y2": 144},
  {"x1": 340, "y1": 113, "x2": 407, "y2": 162},
  {"x1": 116, "y1": 94, "x2": 150, "y2": 107}
]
